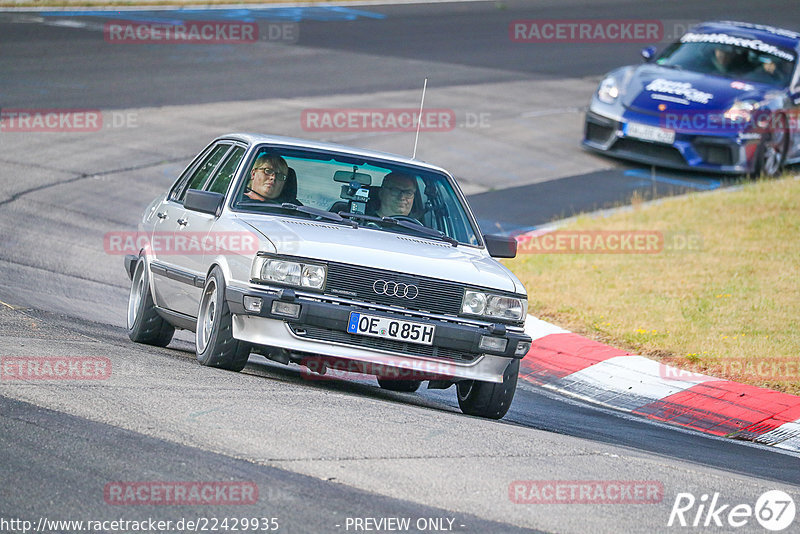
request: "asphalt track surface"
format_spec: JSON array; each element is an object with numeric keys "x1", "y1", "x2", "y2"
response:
[
  {"x1": 2, "y1": 0, "x2": 793, "y2": 230},
  {"x1": 1, "y1": 1, "x2": 800, "y2": 533}
]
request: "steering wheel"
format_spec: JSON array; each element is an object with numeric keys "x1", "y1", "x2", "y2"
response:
[{"x1": 391, "y1": 216, "x2": 421, "y2": 224}]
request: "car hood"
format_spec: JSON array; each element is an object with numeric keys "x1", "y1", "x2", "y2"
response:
[
  {"x1": 236, "y1": 215, "x2": 522, "y2": 294},
  {"x1": 622, "y1": 64, "x2": 768, "y2": 114}
]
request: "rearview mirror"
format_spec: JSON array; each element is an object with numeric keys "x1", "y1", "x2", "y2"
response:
[
  {"x1": 333, "y1": 170, "x2": 372, "y2": 186},
  {"x1": 184, "y1": 189, "x2": 225, "y2": 217},
  {"x1": 484, "y1": 234, "x2": 517, "y2": 258}
]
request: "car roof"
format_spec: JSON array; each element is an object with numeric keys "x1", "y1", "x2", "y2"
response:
[
  {"x1": 215, "y1": 133, "x2": 453, "y2": 176},
  {"x1": 688, "y1": 21, "x2": 800, "y2": 52}
]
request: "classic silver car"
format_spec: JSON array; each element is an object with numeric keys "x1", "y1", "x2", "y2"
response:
[{"x1": 125, "y1": 134, "x2": 531, "y2": 419}]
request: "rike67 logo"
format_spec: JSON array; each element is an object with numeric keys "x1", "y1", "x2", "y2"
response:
[{"x1": 668, "y1": 490, "x2": 796, "y2": 531}]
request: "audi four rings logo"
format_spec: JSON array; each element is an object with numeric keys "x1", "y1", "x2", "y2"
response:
[{"x1": 372, "y1": 279, "x2": 419, "y2": 299}]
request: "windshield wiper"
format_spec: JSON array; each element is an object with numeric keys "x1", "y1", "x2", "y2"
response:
[
  {"x1": 338, "y1": 212, "x2": 458, "y2": 246},
  {"x1": 240, "y1": 201, "x2": 358, "y2": 227},
  {"x1": 279, "y1": 203, "x2": 359, "y2": 226}
]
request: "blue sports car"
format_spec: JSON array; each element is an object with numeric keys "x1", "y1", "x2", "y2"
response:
[{"x1": 583, "y1": 21, "x2": 800, "y2": 176}]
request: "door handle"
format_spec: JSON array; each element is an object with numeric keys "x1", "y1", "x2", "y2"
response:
[{"x1": 177, "y1": 218, "x2": 188, "y2": 226}]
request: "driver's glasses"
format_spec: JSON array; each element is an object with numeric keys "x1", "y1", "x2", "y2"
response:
[
  {"x1": 384, "y1": 186, "x2": 415, "y2": 199},
  {"x1": 255, "y1": 167, "x2": 287, "y2": 181}
]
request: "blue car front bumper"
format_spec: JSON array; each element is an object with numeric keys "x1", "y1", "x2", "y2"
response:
[{"x1": 583, "y1": 109, "x2": 763, "y2": 174}]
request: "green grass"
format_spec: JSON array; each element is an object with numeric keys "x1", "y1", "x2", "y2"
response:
[{"x1": 506, "y1": 174, "x2": 800, "y2": 395}]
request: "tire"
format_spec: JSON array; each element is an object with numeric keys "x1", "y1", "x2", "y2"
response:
[
  {"x1": 196, "y1": 266, "x2": 251, "y2": 372},
  {"x1": 376, "y1": 378, "x2": 422, "y2": 393},
  {"x1": 127, "y1": 257, "x2": 174, "y2": 347},
  {"x1": 456, "y1": 359, "x2": 519, "y2": 420},
  {"x1": 752, "y1": 114, "x2": 789, "y2": 178}
]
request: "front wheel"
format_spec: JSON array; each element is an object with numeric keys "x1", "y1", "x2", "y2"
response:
[
  {"x1": 752, "y1": 114, "x2": 789, "y2": 178},
  {"x1": 456, "y1": 359, "x2": 519, "y2": 419},
  {"x1": 196, "y1": 267, "x2": 251, "y2": 372},
  {"x1": 127, "y1": 257, "x2": 174, "y2": 347}
]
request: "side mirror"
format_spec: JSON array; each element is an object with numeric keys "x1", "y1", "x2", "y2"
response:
[
  {"x1": 184, "y1": 189, "x2": 225, "y2": 217},
  {"x1": 484, "y1": 234, "x2": 517, "y2": 259},
  {"x1": 641, "y1": 46, "x2": 657, "y2": 62}
]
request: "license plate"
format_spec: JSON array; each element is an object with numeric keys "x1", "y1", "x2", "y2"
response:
[
  {"x1": 626, "y1": 122, "x2": 675, "y2": 144},
  {"x1": 347, "y1": 312, "x2": 435, "y2": 345}
]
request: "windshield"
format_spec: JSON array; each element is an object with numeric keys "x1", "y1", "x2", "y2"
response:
[
  {"x1": 656, "y1": 35, "x2": 796, "y2": 87},
  {"x1": 232, "y1": 145, "x2": 481, "y2": 246}
]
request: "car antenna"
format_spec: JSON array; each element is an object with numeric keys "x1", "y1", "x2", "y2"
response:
[{"x1": 411, "y1": 78, "x2": 428, "y2": 159}]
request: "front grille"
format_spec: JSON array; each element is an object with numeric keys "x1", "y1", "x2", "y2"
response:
[
  {"x1": 611, "y1": 138, "x2": 687, "y2": 166},
  {"x1": 324, "y1": 262, "x2": 465, "y2": 315},
  {"x1": 586, "y1": 121, "x2": 615, "y2": 144},
  {"x1": 289, "y1": 324, "x2": 480, "y2": 363},
  {"x1": 693, "y1": 139, "x2": 735, "y2": 166}
]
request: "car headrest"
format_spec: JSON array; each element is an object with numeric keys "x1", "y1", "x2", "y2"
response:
[{"x1": 282, "y1": 167, "x2": 298, "y2": 200}]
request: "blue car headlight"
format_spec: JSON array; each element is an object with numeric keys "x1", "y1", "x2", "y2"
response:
[
  {"x1": 723, "y1": 100, "x2": 759, "y2": 124},
  {"x1": 597, "y1": 76, "x2": 620, "y2": 104}
]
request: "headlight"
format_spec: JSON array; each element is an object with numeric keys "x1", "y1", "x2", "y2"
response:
[
  {"x1": 251, "y1": 256, "x2": 327, "y2": 290},
  {"x1": 723, "y1": 100, "x2": 758, "y2": 124},
  {"x1": 461, "y1": 290, "x2": 527, "y2": 321},
  {"x1": 597, "y1": 76, "x2": 620, "y2": 104}
]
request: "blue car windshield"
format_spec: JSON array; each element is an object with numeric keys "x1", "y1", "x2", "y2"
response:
[
  {"x1": 233, "y1": 146, "x2": 481, "y2": 246},
  {"x1": 656, "y1": 40, "x2": 796, "y2": 87}
]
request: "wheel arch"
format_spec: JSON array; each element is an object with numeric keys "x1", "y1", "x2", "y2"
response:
[
  {"x1": 133, "y1": 249, "x2": 162, "y2": 309},
  {"x1": 204, "y1": 256, "x2": 234, "y2": 288}
]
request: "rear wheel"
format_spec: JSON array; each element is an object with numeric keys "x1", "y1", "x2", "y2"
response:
[
  {"x1": 127, "y1": 258, "x2": 174, "y2": 347},
  {"x1": 376, "y1": 378, "x2": 422, "y2": 393},
  {"x1": 753, "y1": 114, "x2": 789, "y2": 178},
  {"x1": 456, "y1": 359, "x2": 519, "y2": 420},
  {"x1": 196, "y1": 267, "x2": 251, "y2": 372}
]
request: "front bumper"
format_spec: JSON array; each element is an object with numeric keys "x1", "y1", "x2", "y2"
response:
[
  {"x1": 583, "y1": 109, "x2": 762, "y2": 174},
  {"x1": 225, "y1": 285, "x2": 531, "y2": 383}
]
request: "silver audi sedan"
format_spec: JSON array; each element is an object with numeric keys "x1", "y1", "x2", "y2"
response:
[{"x1": 125, "y1": 134, "x2": 531, "y2": 419}]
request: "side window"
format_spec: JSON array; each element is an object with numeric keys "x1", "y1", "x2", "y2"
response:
[
  {"x1": 168, "y1": 149, "x2": 209, "y2": 201},
  {"x1": 206, "y1": 146, "x2": 246, "y2": 195},
  {"x1": 170, "y1": 144, "x2": 230, "y2": 203}
]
